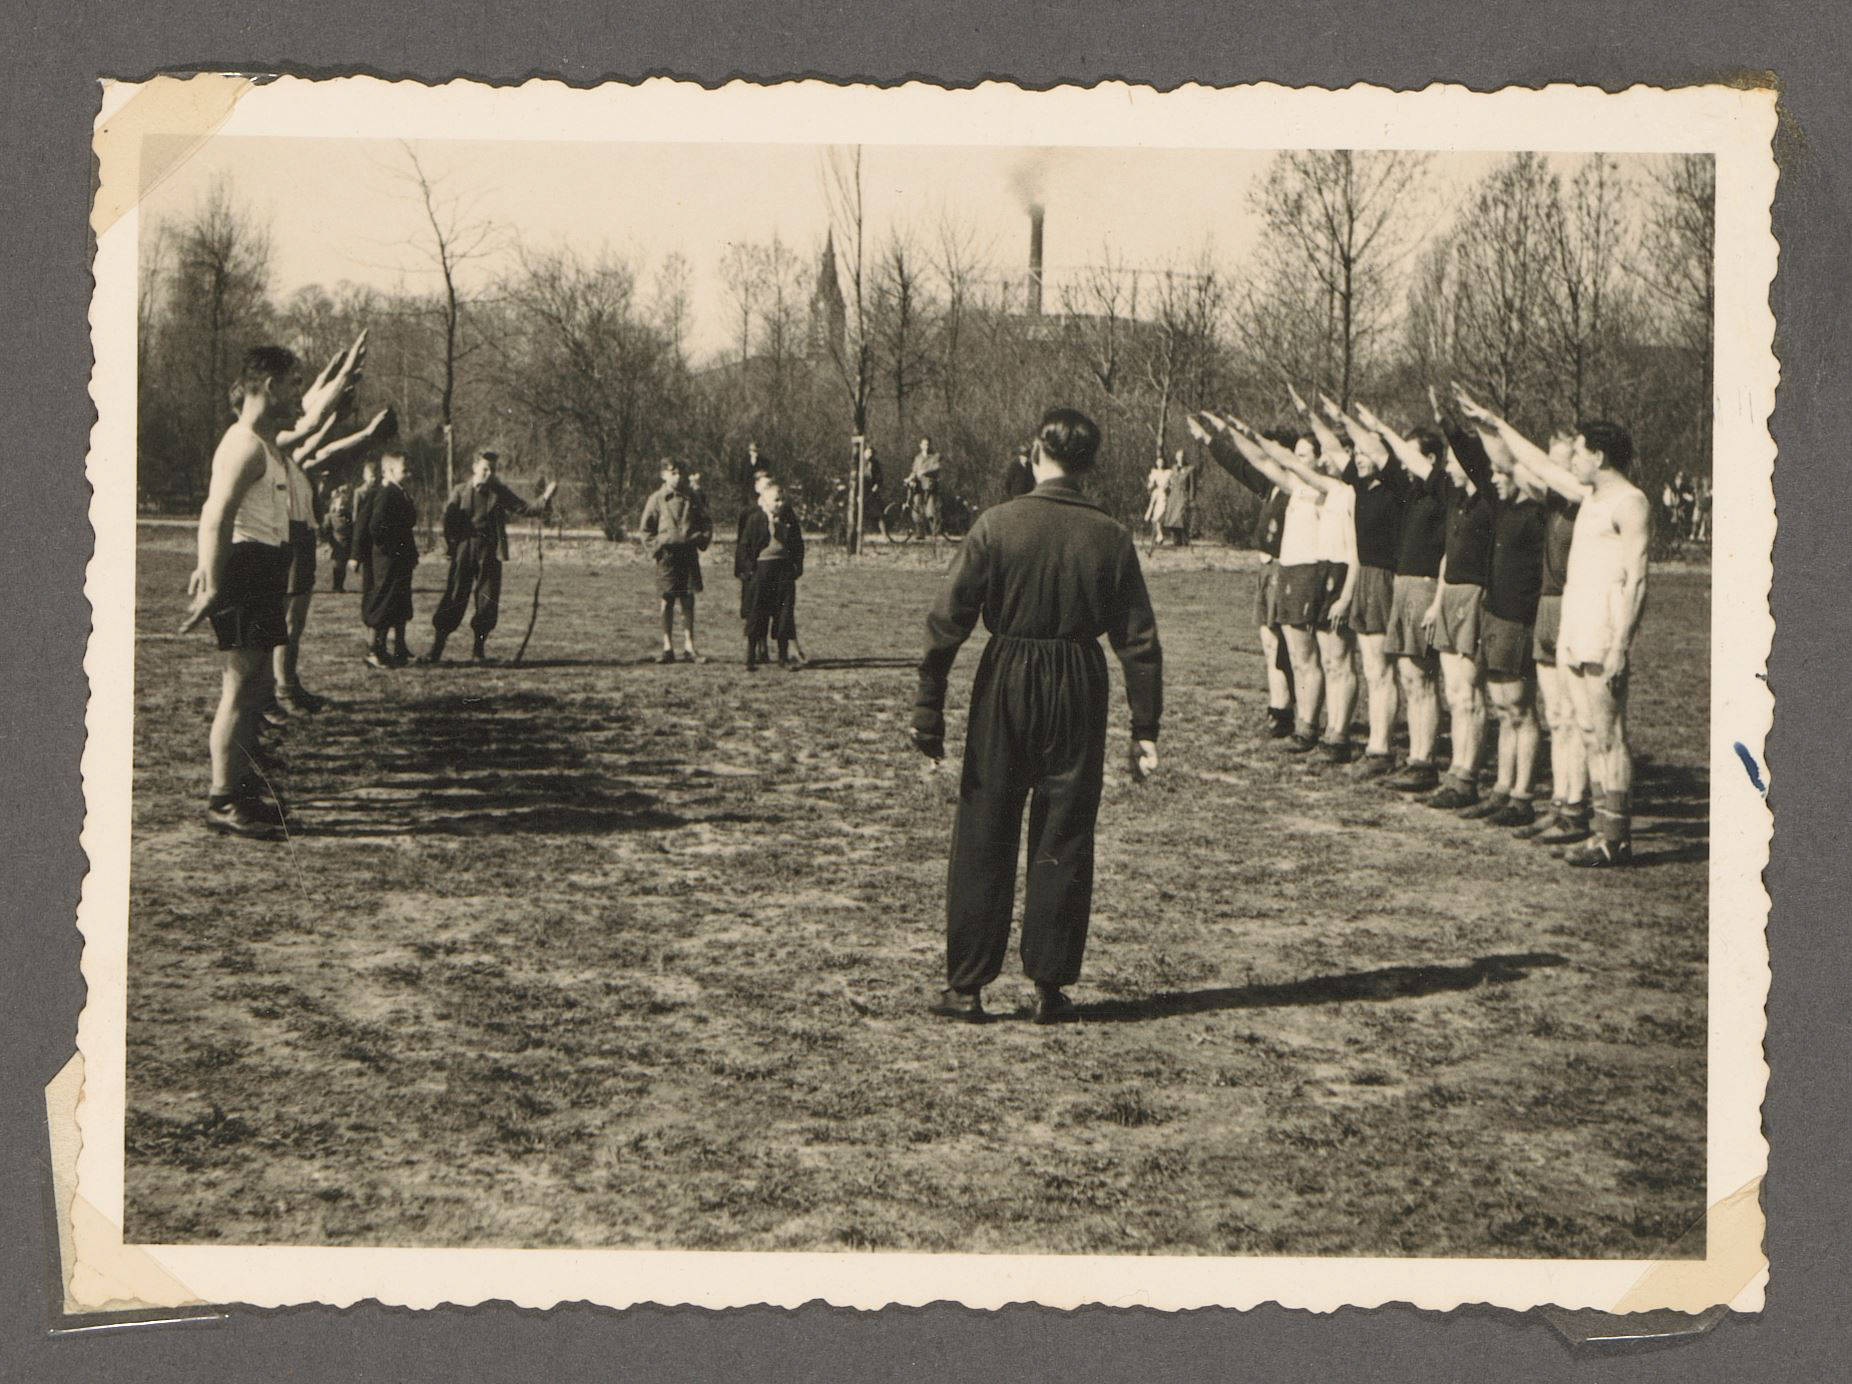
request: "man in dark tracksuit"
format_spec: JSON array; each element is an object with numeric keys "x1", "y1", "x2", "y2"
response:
[
  {"x1": 425, "y1": 449, "x2": 552, "y2": 663},
  {"x1": 913, "y1": 407, "x2": 1163, "y2": 1025}
]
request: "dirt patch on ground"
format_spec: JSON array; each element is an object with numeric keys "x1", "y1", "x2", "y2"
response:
[{"x1": 124, "y1": 541, "x2": 1708, "y2": 1256}]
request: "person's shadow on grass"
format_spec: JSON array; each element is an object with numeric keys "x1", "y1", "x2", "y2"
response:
[{"x1": 1074, "y1": 952, "x2": 1570, "y2": 1023}]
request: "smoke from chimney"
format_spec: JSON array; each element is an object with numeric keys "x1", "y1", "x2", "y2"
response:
[{"x1": 1028, "y1": 204, "x2": 1045, "y2": 316}]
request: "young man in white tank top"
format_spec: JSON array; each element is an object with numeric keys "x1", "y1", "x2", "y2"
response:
[
  {"x1": 1455, "y1": 390, "x2": 1651, "y2": 868},
  {"x1": 179, "y1": 346, "x2": 304, "y2": 840}
]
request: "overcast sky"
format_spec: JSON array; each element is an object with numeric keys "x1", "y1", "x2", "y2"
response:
[{"x1": 140, "y1": 138, "x2": 1640, "y2": 363}]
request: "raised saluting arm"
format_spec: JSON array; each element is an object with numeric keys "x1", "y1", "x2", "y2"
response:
[
  {"x1": 1452, "y1": 384, "x2": 1583, "y2": 502},
  {"x1": 1352, "y1": 402, "x2": 1434, "y2": 480}
]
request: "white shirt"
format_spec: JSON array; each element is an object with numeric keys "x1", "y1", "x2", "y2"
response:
[
  {"x1": 223, "y1": 424, "x2": 291, "y2": 547},
  {"x1": 1277, "y1": 485, "x2": 1325, "y2": 567}
]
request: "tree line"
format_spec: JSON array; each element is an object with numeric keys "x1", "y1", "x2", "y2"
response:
[{"x1": 137, "y1": 148, "x2": 1714, "y2": 544}]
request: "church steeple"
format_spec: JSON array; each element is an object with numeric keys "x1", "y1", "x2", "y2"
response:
[{"x1": 809, "y1": 229, "x2": 847, "y2": 360}]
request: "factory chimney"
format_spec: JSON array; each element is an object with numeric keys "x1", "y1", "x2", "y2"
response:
[{"x1": 1028, "y1": 204, "x2": 1045, "y2": 315}]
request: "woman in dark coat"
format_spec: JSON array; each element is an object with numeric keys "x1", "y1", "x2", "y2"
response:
[{"x1": 355, "y1": 449, "x2": 418, "y2": 667}]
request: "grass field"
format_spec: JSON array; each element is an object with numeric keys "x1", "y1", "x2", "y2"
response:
[{"x1": 123, "y1": 528, "x2": 1710, "y2": 1258}]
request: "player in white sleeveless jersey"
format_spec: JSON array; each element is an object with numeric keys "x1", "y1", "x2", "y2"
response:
[
  {"x1": 1454, "y1": 388, "x2": 1651, "y2": 867},
  {"x1": 178, "y1": 347, "x2": 304, "y2": 840}
]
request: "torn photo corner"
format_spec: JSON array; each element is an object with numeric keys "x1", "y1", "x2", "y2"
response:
[{"x1": 69, "y1": 74, "x2": 1773, "y2": 1315}]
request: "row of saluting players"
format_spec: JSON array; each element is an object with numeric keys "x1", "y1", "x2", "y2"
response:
[{"x1": 1182, "y1": 381, "x2": 1650, "y2": 871}]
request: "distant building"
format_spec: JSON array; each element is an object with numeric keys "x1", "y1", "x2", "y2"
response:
[{"x1": 808, "y1": 229, "x2": 847, "y2": 362}]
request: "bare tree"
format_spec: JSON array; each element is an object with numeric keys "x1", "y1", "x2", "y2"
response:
[
  {"x1": 1635, "y1": 154, "x2": 1716, "y2": 469},
  {"x1": 497, "y1": 246, "x2": 673, "y2": 538},
  {"x1": 651, "y1": 252, "x2": 694, "y2": 368},
  {"x1": 718, "y1": 242, "x2": 761, "y2": 366},
  {"x1": 169, "y1": 177, "x2": 274, "y2": 493},
  {"x1": 1542, "y1": 154, "x2": 1632, "y2": 421},
  {"x1": 1451, "y1": 152, "x2": 1559, "y2": 421},
  {"x1": 1138, "y1": 254, "x2": 1226, "y2": 450},
  {"x1": 1058, "y1": 245, "x2": 1137, "y2": 398},
  {"x1": 926, "y1": 211, "x2": 992, "y2": 420},
  {"x1": 819, "y1": 147, "x2": 876, "y2": 438},
  {"x1": 874, "y1": 229, "x2": 934, "y2": 445},
  {"x1": 396, "y1": 143, "x2": 499, "y2": 491},
  {"x1": 1249, "y1": 150, "x2": 1430, "y2": 405}
]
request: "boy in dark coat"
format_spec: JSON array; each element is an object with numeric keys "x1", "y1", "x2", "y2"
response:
[
  {"x1": 639, "y1": 458, "x2": 713, "y2": 663},
  {"x1": 913, "y1": 407, "x2": 1163, "y2": 1025},
  {"x1": 355, "y1": 448, "x2": 418, "y2": 667},
  {"x1": 737, "y1": 480, "x2": 806, "y2": 669}
]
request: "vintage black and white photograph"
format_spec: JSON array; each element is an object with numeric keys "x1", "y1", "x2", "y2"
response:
[{"x1": 72, "y1": 77, "x2": 1772, "y2": 1313}]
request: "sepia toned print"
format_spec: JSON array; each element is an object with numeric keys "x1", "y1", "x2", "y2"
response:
[{"x1": 70, "y1": 75, "x2": 1772, "y2": 1313}]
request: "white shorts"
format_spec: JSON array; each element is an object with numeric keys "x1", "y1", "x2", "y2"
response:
[{"x1": 1556, "y1": 585, "x2": 1614, "y2": 669}]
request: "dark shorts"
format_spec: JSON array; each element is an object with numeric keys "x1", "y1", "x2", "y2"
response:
[
  {"x1": 286, "y1": 520, "x2": 316, "y2": 597},
  {"x1": 1431, "y1": 581, "x2": 1484, "y2": 658},
  {"x1": 1532, "y1": 594, "x2": 1563, "y2": 667},
  {"x1": 1382, "y1": 574, "x2": 1438, "y2": 659},
  {"x1": 655, "y1": 545, "x2": 703, "y2": 597},
  {"x1": 1352, "y1": 564, "x2": 1395, "y2": 636},
  {"x1": 1253, "y1": 560, "x2": 1284, "y2": 628},
  {"x1": 208, "y1": 541, "x2": 291, "y2": 652},
  {"x1": 1277, "y1": 561, "x2": 1326, "y2": 629},
  {"x1": 1316, "y1": 561, "x2": 1350, "y2": 632},
  {"x1": 1479, "y1": 610, "x2": 1534, "y2": 680}
]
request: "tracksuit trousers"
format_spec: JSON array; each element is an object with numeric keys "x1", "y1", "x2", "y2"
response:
[
  {"x1": 433, "y1": 538, "x2": 503, "y2": 641},
  {"x1": 946, "y1": 634, "x2": 1109, "y2": 993}
]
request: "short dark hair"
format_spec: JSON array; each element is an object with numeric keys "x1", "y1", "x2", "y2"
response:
[
  {"x1": 1412, "y1": 428, "x2": 1446, "y2": 464},
  {"x1": 1261, "y1": 427, "x2": 1299, "y2": 450},
  {"x1": 475, "y1": 449, "x2": 499, "y2": 465},
  {"x1": 1037, "y1": 408, "x2": 1101, "y2": 472},
  {"x1": 229, "y1": 345, "x2": 298, "y2": 407},
  {"x1": 1577, "y1": 419, "x2": 1635, "y2": 473},
  {"x1": 660, "y1": 457, "x2": 685, "y2": 475}
]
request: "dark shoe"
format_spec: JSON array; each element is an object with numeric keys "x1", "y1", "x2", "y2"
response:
[
  {"x1": 928, "y1": 988, "x2": 987, "y2": 1022},
  {"x1": 1280, "y1": 732, "x2": 1318, "y2": 755},
  {"x1": 1386, "y1": 762, "x2": 1439, "y2": 793},
  {"x1": 236, "y1": 788, "x2": 295, "y2": 828},
  {"x1": 366, "y1": 652, "x2": 395, "y2": 670},
  {"x1": 1263, "y1": 709, "x2": 1294, "y2": 739},
  {"x1": 1457, "y1": 793, "x2": 1508, "y2": 820},
  {"x1": 681, "y1": 650, "x2": 709, "y2": 665},
  {"x1": 656, "y1": 650, "x2": 677, "y2": 665},
  {"x1": 1535, "y1": 815, "x2": 1593, "y2": 846},
  {"x1": 1488, "y1": 798, "x2": 1538, "y2": 829},
  {"x1": 204, "y1": 798, "x2": 284, "y2": 841},
  {"x1": 415, "y1": 649, "x2": 444, "y2": 665},
  {"x1": 1564, "y1": 837, "x2": 1632, "y2": 868},
  {"x1": 260, "y1": 700, "x2": 290, "y2": 727},
  {"x1": 282, "y1": 686, "x2": 327, "y2": 713},
  {"x1": 471, "y1": 638, "x2": 490, "y2": 663},
  {"x1": 1423, "y1": 782, "x2": 1479, "y2": 810},
  {"x1": 390, "y1": 646, "x2": 412, "y2": 666},
  {"x1": 1352, "y1": 753, "x2": 1397, "y2": 781},
  {"x1": 1512, "y1": 808, "x2": 1561, "y2": 840},
  {"x1": 1314, "y1": 740, "x2": 1354, "y2": 766},
  {"x1": 1032, "y1": 986, "x2": 1079, "y2": 1026}
]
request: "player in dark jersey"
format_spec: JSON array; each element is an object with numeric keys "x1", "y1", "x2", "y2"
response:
[
  {"x1": 1500, "y1": 430, "x2": 1590, "y2": 843},
  {"x1": 1352, "y1": 405, "x2": 1448, "y2": 794},
  {"x1": 1330, "y1": 399, "x2": 1408, "y2": 779},
  {"x1": 1458, "y1": 442, "x2": 1549, "y2": 828},
  {"x1": 1418, "y1": 401, "x2": 1498, "y2": 808}
]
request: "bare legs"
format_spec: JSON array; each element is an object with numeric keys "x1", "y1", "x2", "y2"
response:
[
  {"x1": 1485, "y1": 675, "x2": 1541, "y2": 802},
  {"x1": 1395, "y1": 654, "x2": 1440, "y2": 766},
  {"x1": 661, "y1": 595, "x2": 699, "y2": 657},
  {"x1": 1535, "y1": 660, "x2": 1588, "y2": 811},
  {"x1": 1357, "y1": 632, "x2": 1399, "y2": 757},
  {"x1": 1281, "y1": 625, "x2": 1324, "y2": 741},
  {"x1": 210, "y1": 648, "x2": 272, "y2": 797},
  {"x1": 1316, "y1": 625, "x2": 1358, "y2": 750},
  {"x1": 1437, "y1": 650, "x2": 1486, "y2": 788}
]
